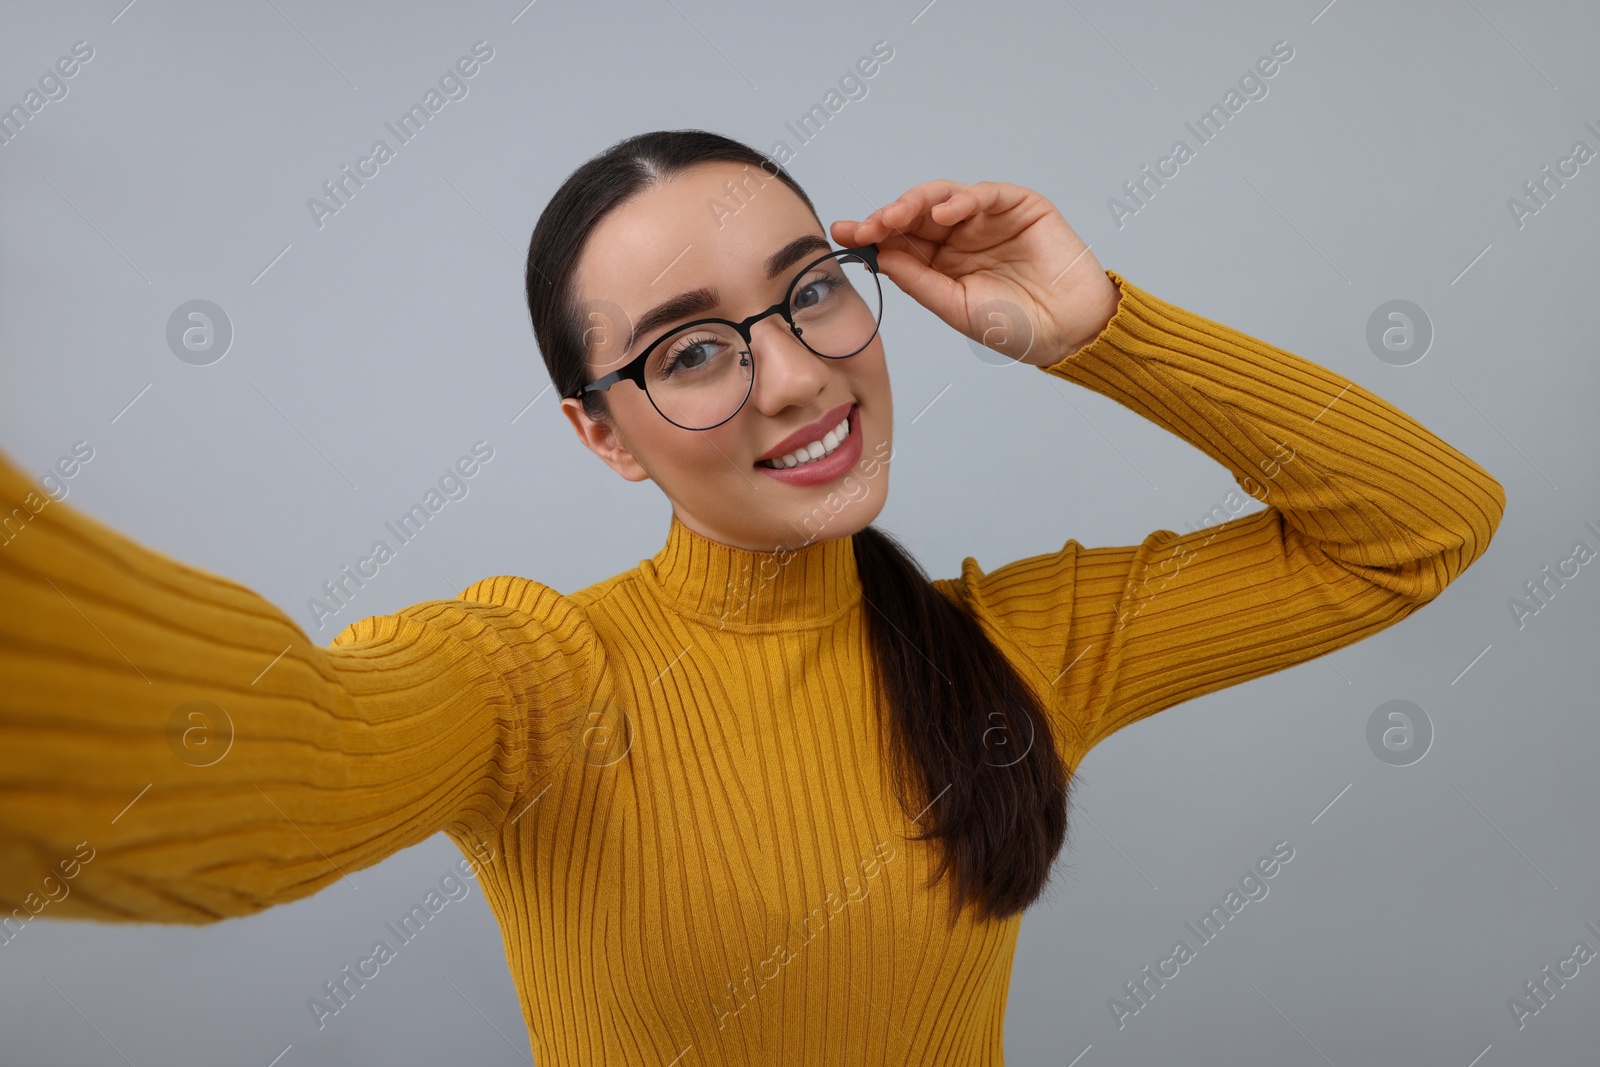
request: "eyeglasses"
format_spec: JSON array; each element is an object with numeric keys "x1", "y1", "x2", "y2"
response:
[{"x1": 567, "y1": 244, "x2": 882, "y2": 431}]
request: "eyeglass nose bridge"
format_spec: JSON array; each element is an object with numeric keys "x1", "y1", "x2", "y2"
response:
[{"x1": 730, "y1": 297, "x2": 810, "y2": 356}]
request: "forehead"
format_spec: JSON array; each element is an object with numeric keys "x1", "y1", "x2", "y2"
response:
[{"x1": 573, "y1": 160, "x2": 822, "y2": 318}]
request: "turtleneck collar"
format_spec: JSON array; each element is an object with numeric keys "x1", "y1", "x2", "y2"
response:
[{"x1": 639, "y1": 512, "x2": 861, "y2": 631}]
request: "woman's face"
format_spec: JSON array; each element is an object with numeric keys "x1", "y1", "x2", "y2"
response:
[{"x1": 562, "y1": 160, "x2": 894, "y2": 553}]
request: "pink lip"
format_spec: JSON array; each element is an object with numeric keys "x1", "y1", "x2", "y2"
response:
[
  {"x1": 755, "y1": 404, "x2": 863, "y2": 487},
  {"x1": 755, "y1": 400, "x2": 856, "y2": 464}
]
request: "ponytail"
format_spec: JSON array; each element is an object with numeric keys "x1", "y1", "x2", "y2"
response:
[{"x1": 853, "y1": 524, "x2": 1070, "y2": 924}]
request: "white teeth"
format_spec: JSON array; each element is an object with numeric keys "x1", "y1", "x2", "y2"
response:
[{"x1": 760, "y1": 414, "x2": 851, "y2": 469}]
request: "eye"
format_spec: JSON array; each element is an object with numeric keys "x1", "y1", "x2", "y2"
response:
[
  {"x1": 791, "y1": 275, "x2": 839, "y2": 312},
  {"x1": 660, "y1": 334, "x2": 720, "y2": 377}
]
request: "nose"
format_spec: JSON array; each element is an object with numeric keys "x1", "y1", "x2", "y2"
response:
[{"x1": 746, "y1": 313, "x2": 829, "y2": 417}]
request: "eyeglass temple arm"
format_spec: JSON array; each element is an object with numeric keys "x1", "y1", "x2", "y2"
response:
[{"x1": 568, "y1": 360, "x2": 638, "y2": 400}]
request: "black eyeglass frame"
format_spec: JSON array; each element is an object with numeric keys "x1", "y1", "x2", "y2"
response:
[{"x1": 566, "y1": 243, "x2": 882, "y2": 431}]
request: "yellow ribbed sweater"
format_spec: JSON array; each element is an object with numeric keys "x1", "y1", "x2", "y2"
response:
[{"x1": 0, "y1": 271, "x2": 1504, "y2": 1064}]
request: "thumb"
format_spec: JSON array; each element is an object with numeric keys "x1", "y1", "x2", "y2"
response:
[{"x1": 876, "y1": 246, "x2": 969, "y2": 336}]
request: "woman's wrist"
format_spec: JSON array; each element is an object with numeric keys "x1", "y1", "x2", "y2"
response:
[
  {"x1": 1056, "y1": 273, "x2": 1120, "y2": 364},
  {"x1": 1023, "y1": 272, "x2": 1123, "y2": 367}
]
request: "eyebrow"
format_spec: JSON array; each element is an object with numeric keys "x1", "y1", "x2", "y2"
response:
[{"x1": 621, "y1": 233, "x2": 834, "y2": 353}]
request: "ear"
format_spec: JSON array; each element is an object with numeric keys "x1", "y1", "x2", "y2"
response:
[{"x1": 560, "y1": 396, "x2": 650, "y2": 482}]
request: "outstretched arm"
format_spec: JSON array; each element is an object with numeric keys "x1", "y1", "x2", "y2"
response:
[{"x1": 0, "y1": 449, "x2": 599, "y2": 924}]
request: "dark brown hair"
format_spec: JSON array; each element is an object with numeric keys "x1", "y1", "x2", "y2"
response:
[{"x1": 524, "y1": 129, "x2": 1070, "y2": 923}]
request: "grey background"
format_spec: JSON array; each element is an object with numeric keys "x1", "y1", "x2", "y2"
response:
[{"x1": 2, "y1": 0, "x2": 1597, "y2": 1064}]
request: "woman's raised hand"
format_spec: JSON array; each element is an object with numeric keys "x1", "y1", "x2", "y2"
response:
[{"x1": 830, "y1": 179, "x2": 1120, "y2": 366}]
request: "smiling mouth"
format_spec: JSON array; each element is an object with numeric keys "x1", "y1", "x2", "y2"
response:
[{"x1": 756, "y1": 408, "x2": 855, "y2": 469}]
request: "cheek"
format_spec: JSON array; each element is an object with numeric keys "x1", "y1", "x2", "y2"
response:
[
  {"x1": 859, "y1": 344, "x2": 891, "y2": 398},
  {"x1": 696, "y1": 424, "x2": 754, "y2": 473},
  {"x1": 638, "y1": 416, "x2": 745, "y2": 484},
  {"x1": 611, "y1": 394, "x2": 672, "y2": 456},
  {"x1": 856, "y1": 350, "x2": 893, "y2": 435}
]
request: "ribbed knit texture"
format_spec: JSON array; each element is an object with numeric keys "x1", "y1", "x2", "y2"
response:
[{"x1": 0, "y1": 271, "x2": 1505, "y2": 1063}]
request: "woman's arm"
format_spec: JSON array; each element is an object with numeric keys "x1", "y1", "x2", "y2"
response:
[
  {"x1": 0, "y1": 448, "x2": 600, "y2": 924},
  {"x1": 936, "y1": 270, "x2": 1506, "y2": 762},
  {"x1": 833, "y1": 179, "x2": 1503, "y2": 766}
]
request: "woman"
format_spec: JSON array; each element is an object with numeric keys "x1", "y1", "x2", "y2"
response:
[{"x1": 0, "y1": 129, "x2": 1503, "y2": 1063}]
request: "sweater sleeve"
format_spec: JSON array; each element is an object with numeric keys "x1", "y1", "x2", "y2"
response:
[
  {"x1": 0, "y1": 448, "x2": 599, "y2": 924},
  {"x1": 935, "y1": 269, "x2": 1506, "y2": 766}
]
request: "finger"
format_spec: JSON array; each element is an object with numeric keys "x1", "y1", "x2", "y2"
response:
[
  {"x1": 829, "y1": 217, "x2": 875, "y2": 248},
  {"x1": 830, "y1": 216, "x2": 941, "y2": 270},
  {"x1": 876, "y1": 183, "x2": 960, "y2": 241},
  {"x1": 874, "y1": 245, "x2": 968, "y2": 331},
  {"x1": 866, "y1": 179, "x2": 1033, "y2": 243},
  {"x1": 929, "y1": 189, "x2": 979, "y2": 225},
  {"x1": 832, "y1": 214, "x2": 965, "y2": 327},
  {"x1": 944, "y1": 180, "x2": 1033, "y2": 220},
  {"x1": 831, "y1": 211, "x2": 921, "y2": 248},
  {"x1": 863, "y1": 179, "x2": 972, "y2": 242}
]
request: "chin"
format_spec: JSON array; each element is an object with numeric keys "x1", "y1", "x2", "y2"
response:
[{"x1": 778, "y1": 477, "x2": 888, "y2": 549}]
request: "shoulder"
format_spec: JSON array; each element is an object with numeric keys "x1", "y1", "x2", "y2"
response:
[
  {"x1": 928, "y1": 537, "x2": 1093, "y2": 691},
  {"x1": 455, "y1": 574, "x2": 576, "y2": 615},
  {"x1": 330, "y1": 575, "x2": 597, "y2": 650},
  {"x1": 931, "y1": 538, "x2": 1089, "y2": 615},
  {"x1": 452, "y1": 568, "x2": 644, "y2": 621}
]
